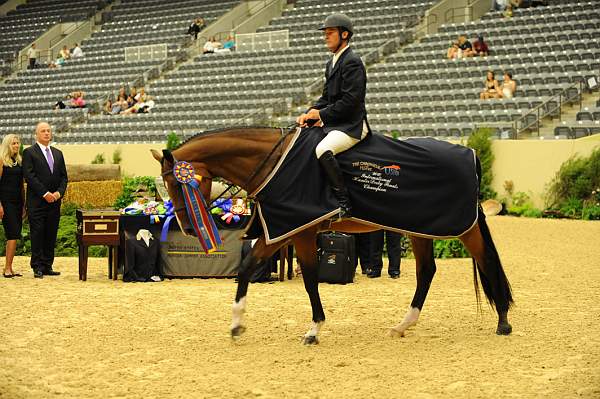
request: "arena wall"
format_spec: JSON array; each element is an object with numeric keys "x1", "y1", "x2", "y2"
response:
[{"x1": 58, "y1": 136, "x2": 600, "y2": 209}]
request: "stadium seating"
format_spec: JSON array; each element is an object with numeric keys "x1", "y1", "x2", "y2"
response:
[
  {"x1": 1, "y1": 0, "x2": 598, "y2": 143},
  {"x1": 361, "y1": 0, "x2": 600, "y2": 138},
  {"x1": 0, "y1": 0, "x2": 101, "y2": 63},
  {"x1": 0, "y1": 0, "x2": 237, "y2": 143}
]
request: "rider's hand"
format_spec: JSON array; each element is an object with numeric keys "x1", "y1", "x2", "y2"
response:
[
  {"x1": 296, "y1": 113, "x2": 308, "y2": 127},
  {"x1": 297, "y1": 109, "x2": 321, "y2": 127}
]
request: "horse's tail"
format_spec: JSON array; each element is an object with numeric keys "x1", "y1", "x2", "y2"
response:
[{"x1": 472, "y1": 206, "x2": 514, "y2": 312}]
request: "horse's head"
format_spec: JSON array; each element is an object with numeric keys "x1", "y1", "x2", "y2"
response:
[{"x1": 151, "y1": 149, "x2": 213, "y2": 237}]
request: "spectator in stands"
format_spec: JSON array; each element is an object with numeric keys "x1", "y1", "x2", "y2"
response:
[
  {"x1": 203, "y1": 36, "x2": 222, "y2": 54},
  {"x1": 27, "y1": 43, "x2": 38, "y2": 69},
  {"x1": 458, "y1": 35, "x2": 475, "y2": 57},
  {"x1": 112, "y1": 93, "x2": 128, "y2": 114},
  {"x1": 187, "y1": 18, "x2": 205, "y2": 41},
  {"x1": 480, "y1": 70, "x2": 500, "y2": 99},
  {"x1": 70, "y1": 91, "x2": 86, "y2": 108},
  {"x1": 223, "y1": 35, "x2": 236, "y2": 51},
  {"x1": 499, "y1": 71, "x2": 516, "y2": 99},
  {"x1": 122, "y1": 87, "x2": 155, "y2": 114},
  {"x1": 0, "y1": 134, "x2": 25, "y2": 278},
  {"x1": 71, "y1": 43, "x2": 83, "y2": 58},
  {"x1": 54, "y1": 94, "x2": 71, "y2": 110},
  {"x1": 473, "y1": 34, "x2": 489, "y2": 57},
  {"x1": 102, "y1": 99, "x2": 112, "y2": 115},
  {"x1": 127, "y1": 87, "x2": 138, "y2": 108},
  {"x1": 59, "y1": 45, "x2": 70, "y2": 60},
  {"x1": 447, "y1": 41, "x2": 459, "y2": 59},
  {"x1": 494, "y1": 0, "x2": 508, "y2": 10},
  {"x1": 503, "y1": 4, "x2": 513, "y2": 17}
]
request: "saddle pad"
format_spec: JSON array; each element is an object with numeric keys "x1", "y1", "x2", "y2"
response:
[{"x1": 245, "y1": 127, "x2": 479, "y2": 244}]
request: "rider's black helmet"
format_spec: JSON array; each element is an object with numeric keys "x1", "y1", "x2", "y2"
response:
[{"x1": 318, "y1": 13, "x2": 354, "y2": 39}]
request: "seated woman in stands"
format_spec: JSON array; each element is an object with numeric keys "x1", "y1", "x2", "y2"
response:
[
  {"x1": 122, "y1": 87, "x2": 155, "y2": 114},
  {"x1": 499, "y1": 71, "x2": 517, "y2": 99},
  {"x1": 458, "y1": 35, "x2": 475, "y2": 57},
  {"x1": 447, "y1": 41, "x2": 459, "y2": 59},
  {"x1": 480, "y1": 71, "x2": 500, "y2": 100},
  {"x1": 111, "y1": 93, "x2": 128, "y2": 114},
  {"x1": 70, "y1": 91, "x2": 86, "y2": 108},
  {"x1": 103, "y1": 99, "x2": 112, "y2": 115},
  {"x1": 473, "y1": 35, "x2": 489, "y2": 57},
  {"x1": 203, "y1": 37, "x2": 222, "y2": 54},
  {"x1": 222, "y1": 35, "x2": 235, "y2": 51},
  {"x1": 127, "y1": 87, "x2": 138, "y2": 108},
  {"x1": 59, "y1": 45, "x2": 70, "y2": 60}
]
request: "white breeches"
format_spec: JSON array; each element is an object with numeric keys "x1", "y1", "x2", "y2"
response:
[{"x1": 315, "y1": 125, "x2": 368, "y2": 158}]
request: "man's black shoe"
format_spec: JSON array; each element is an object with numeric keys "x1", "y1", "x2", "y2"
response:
[
  {"x1": 34, "y1": 269, "x2": 44, "y2": 279},
  {"x1": 43, "y1": 270, "x2": 61, "y2": 276},
  {"x1": 367, "y1": 270, "x2": 381, "y2": 278},
  {"x1": 389, "y1": 272, "x2": 400, "y2": 279}
]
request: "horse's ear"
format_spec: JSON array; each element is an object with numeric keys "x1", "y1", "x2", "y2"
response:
[
  {"x1": 150, "y1": 149, "x2": 163, "y2": 163},
  {"x1": 162, "y1": 149, "x2": 174, "y2": 164}
]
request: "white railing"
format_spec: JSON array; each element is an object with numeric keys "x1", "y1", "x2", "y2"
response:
[
  {"x1": 236, "y1": 29, "x2": 289, "y2": 52},
  {"x1": 124, "y1": 43, "x2": 168, "y2": 62}
]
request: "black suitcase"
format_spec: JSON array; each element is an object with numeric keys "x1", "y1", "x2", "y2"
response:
[{"x1": 317, "y1": 232, "x2": 356, "y2": 284}]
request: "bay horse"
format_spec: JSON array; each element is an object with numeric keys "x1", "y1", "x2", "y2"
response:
[{"x1": 151, "y1": 127, "x2": 513, "y2": 345}]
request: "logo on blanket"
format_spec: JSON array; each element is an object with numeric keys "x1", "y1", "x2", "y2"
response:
[{"x1": 351, "y1": 161, "x2": 400, "y2": 194}]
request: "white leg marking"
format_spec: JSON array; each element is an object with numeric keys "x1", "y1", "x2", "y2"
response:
[
  {"x1": 390, "y1": 307, "x2": 420, "y2": 337},
  {"x1": 231, "y1": 296, "x2": 247, "y2": 330},
  {"x1": 304, "y1": 321, "x2": 324, "y2": 338}
]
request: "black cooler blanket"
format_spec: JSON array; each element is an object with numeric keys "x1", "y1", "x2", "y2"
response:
[{"x1": 245, "y1": 127, "x2": 479, "y2": 244}]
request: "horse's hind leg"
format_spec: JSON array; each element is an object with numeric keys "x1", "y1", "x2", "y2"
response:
[
  {"x1": 292, "y1": 229, "x2": 325, "y2": 345},
  {"x1": 231, "y1": 236, "x2": 281, "y2": 340},
  {"x1": 390, "y1": 236, "x2": 436, "y2": 337},
  {"x1": 460, "y1": 214, "x2": 514, "y2": 335}
]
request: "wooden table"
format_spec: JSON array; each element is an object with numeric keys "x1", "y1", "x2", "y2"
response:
[{"x1": 76, "y1": 209, "x2": 121, "y2": 281}]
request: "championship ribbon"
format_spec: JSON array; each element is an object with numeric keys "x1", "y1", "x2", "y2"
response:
[
  {"x1": 159, "y1": 200, "x2": 175, "y2": 242},
  {"x1": 173, "y1": 161, "x2": 222, "y2": 253}
]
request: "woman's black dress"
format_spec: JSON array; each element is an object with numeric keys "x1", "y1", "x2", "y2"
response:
[{"x1": 0, "y1": 158, "x2": 24, "y2": 240}]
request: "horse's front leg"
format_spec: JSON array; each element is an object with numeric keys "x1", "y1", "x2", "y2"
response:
[
  {"x1": 390, "y1": 237, "x2": 436, "y2": 337},
  {"x1": 231, "y1": 236, "x2": 280, "y2": 340},
  {"x1": 293, "y1": 229, "x2": 325, "y2": 345}
]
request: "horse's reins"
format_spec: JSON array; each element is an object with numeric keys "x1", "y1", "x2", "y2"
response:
[{"x1": 161, "y1": 127, "x2": 293, "y2": 213}]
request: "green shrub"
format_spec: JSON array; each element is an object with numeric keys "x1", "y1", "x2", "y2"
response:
[
  {"x1": 113, "y1": 176, "x2": 157, "y2": 210},
  {"x1": 166, "y1": 131, "x2": 181, "y2": 151},
  {"x1": 112, "y1": 149, "x2": 122, "y2": 165},
  {"x1": 467, "y1": 128, "x2": 497, "y2": 200},
  {"x1": 91, "y1": 153, "x2": 105, "y2": 164},
  {"x1": 507, "y1": 192, "x2": 543, "y2": 218},
  {"x1": 546, "y1": 147, "x2": 600, "y2": 219},
  {"x1": 433, "y1": 239, "x2": 470, "y2": 258}
]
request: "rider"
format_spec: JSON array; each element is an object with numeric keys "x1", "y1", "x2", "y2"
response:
[{"x1": 296, "y1": 13, "x2": 370, "y2": 218}]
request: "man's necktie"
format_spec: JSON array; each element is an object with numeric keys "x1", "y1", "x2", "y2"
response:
[{"x1": 45, "y1": 147, "x2": 54, "y2": 173}]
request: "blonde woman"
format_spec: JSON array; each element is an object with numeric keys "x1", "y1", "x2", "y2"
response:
[{"x1": 0, "y1": 134, "x2": 25, "y2": 278}]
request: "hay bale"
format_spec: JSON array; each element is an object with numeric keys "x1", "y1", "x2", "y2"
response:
[
  {"x1": 63, "y1": 180, "x2": 123, "y2": 208},
  {"x1": 67, "y1": 164, "x2": 121, "y2": 182}
]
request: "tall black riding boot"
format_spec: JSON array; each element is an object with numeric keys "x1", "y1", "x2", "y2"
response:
[{"x1": 318, "y1": 150, "x2": 352, "y2": 218}]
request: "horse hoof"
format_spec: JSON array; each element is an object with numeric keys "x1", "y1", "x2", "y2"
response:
[
  {"x1": 302, "y1": 335, "x2": 319, "y2": 345},
  {"x1": 231, "y1": 325, "x2": 246, "y2": 339},
  {"x1": 388, "y1": 328, "x2": 405, "y2": 338},
  {"x1": 496, "y1": 323, "x2": 512, "y2": 335}
]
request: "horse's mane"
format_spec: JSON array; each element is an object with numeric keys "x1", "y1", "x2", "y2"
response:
[{"x1": 174, "y1": 126, "x2": 286, "y2": 150}]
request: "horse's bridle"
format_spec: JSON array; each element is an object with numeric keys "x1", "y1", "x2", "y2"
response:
[{"x1": 160, "y1": 127, "x2": 293, "y2": 213}]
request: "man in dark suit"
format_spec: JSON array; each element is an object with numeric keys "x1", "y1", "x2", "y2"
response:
[
  {"x1": 296, "y1": 13, "x2": 370, "y2": 218},
  {"x1": 367, "y1": 230, "x2": 402, "y2": 279},
  {"x1": 22, "y1": 122, "x2": 68, "y2": 278}
]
